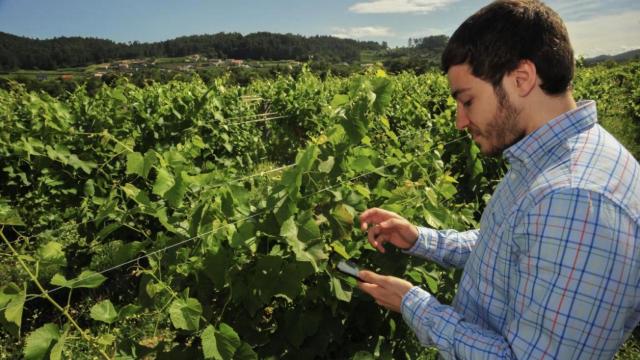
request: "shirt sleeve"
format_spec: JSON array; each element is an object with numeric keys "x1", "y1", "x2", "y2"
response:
[
  {"x1": 402, "y1": 287, "x2": 515, "y2": 359},
  {"x1": 401, "y1": 188, "x2": 640, "y2": 359},
  {"x1": 403, "y1": 227, "x2": 478, "y2": 269}
]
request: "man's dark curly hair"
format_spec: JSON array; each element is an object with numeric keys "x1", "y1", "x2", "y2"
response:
[{"x1": 442, "y1": 0, "x2": 574, "y2": 95}]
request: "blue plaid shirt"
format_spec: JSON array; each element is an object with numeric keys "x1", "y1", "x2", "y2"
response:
[{"x1": 401, "y1": 101, "x2": 640, "y2": 359}]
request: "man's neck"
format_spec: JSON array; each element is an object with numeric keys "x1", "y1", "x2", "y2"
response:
[{"x1": 521, "y1": 91, "x2": 577, "y2": 135}]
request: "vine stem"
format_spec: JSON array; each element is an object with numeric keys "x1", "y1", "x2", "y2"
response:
[
  {"x1": 0, "y1": 228, "x2": 112, "y2": 360},
  {"x1": 217, "y1": 286, "x2": 233, "y2": 326}
]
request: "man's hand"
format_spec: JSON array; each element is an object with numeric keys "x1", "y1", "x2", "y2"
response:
[
  {"x1": 359, "y1": 208, "x2": 419, "y2": 253},
  {"x1": 357, "y1": 270, "x2": 414, "y2": 313}
]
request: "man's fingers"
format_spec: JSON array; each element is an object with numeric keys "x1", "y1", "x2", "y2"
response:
[
  {"x1": 357, "y1": 281, "x2": 381, "y2": 300},
  {"x1": 358, "y1": 270, "x2": 387, "y2": 285},
  {"x1": 367, "y1": 224, "x2": 386, "y2": 253},
  {"x1": 377, "y1": 218, "x2": 400, "y2": 231},
  {"x1": 359, "y1": 208, "x2": 402, "y2": 231},
  {"x1": 373, "y1": 238, "x2": 386, "y2": 253},
  {"x1": 357, "y1": 280, "x2": 386, "y2": 299},
  {"x1": 368, "y1": 219, "x2": 401, "y2": 252},
  {"x1": 367, "y1": 225, "x2": 377, "y2": 249},
  {"x1": 357, "y1": 276, "x2": 396, "y2": 311},
  {"x1": 358, "y1": 271, "x2": 412, "y2": 313},
  {"x1": 361, "y1": 209, "x2": 410, "y2": 253},
  {"x1": 357, "y1": 281, "x2": 375, "y2": 293},
  {"x1": 364, "y1": 208, "x2": 400, "y2": 221}
]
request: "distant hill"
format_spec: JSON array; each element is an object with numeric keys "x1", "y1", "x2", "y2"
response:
[
  {"x1": 585, "y1": 49, "x2": 640, "y2": 65},
  {"x1": 377, "y1": 35, "x2": 449, "y2": 74},
  {"x1": 0, "y1": 31, "x2": 385, "y2": 71}
]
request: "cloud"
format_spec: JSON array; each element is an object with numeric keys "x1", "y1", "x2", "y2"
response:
[
  {"x1": 548, "y1": 0, "x2": 640, "y2": 22},
  {"x1": 548, "y1": 0, "x2": 604, "y2": 19},
  {"x1": 349, "y1": 0, "x2": 458, "y2": 14},
  {"x1": 405, "y1": 27, "x2": 450, "y2": 38},
  {"x1": 566, "y1": 10, "x2": 640, "y2": 57},
  {"x1": 332, "y1": 26, "x2": 395, "y2": 39}
]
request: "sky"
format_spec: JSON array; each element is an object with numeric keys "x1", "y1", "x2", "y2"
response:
[{"x1": 0, "y1": 0, "x2": 639, "y2": 58}]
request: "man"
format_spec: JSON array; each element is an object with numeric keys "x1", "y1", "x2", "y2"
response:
[{"x1": 357, "y1": 1, "x2": 640, "y2": 359}]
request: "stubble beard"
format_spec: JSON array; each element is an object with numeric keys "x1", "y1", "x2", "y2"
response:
[{"x1": 479, "y1": 84, "x2": 525, "y2": 157}]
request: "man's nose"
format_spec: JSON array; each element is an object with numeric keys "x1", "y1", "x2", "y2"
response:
[{"x1": 455, "y1": 104, "x2": 470, "y2": 130}]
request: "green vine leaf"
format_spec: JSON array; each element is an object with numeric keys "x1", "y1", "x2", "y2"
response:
[
  {"x1": 330, "y1": 94, "x2": 349, "y2": 109},
  {"x1": 318, "y1": 156, "x2": 335, "y2": 173},
  {"x1": 4, "y1": 288, "x2": 25, "y2": 330},
  {"x1": 125, "y1": 151, "x2": 145, "y2": 177},
  {"x1": 165, "y1": 170, "x2": 189, "y2": 207},
  {"x1": 215, "y1": 323, "x2": 241, "y2": 359},
  {"x1": 331, "y1": 277, "x2": 352, "y2": 302},
  {"x1": 0, "y1": 201, "x2": 24, "y2": 226},
  {"x1": 152, "y1": 167, "x2": 175, "y2": 196},
  {"x1": 23, "y1": 323, "x2": 60, "y2": 360},
  {"x1": 118, "y1": 304, "x2": 143, "y2": 319},
  {"x1": 49, "y1": 326, "x2": 67, "y2": 360},
  {"x1": 90, "y1": 299, "x2": 118, "y2": 324},
  {"x1": 0, "y1": 282, "x2": 26, "y2": 336},
  {"x1": 36, "y1": 242, "x2": 66, "y2": 267},
  {"x1": 350, "y1": 156, "x2": 375, "y2": 172},
  {"x1": 110, "y1": 240, "x2": 144, "y2": 265},
  {"x1": 169, "y1": 297, "x2": 202, "y2": 331},
  {"x1": 280, "y1": 216, "x2": 326, "y2": 271},
  {"x1": 50, "y1": 270, "x2": 107, "y2": 289},
  {"x1": 234, "y1": 342, "x2": 258, "y2": 360},
  {"x1": 371, "y1": 77, "x2": 392, "y2": 114},
  {"x1": 201, "y1": 325, "x2": 221, "y2": 360},
  {"x1": 332, "y1": 203, "x2": 356, "y2": 225}
]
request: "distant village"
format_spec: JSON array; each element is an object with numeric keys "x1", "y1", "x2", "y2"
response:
[{"x1": 34, "y1": 55, "x2": 307, "y2": 82}]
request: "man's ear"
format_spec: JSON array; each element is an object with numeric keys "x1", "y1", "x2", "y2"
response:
[{"x1": 508, "y1": 60, "x2": 538, "y2": 97}]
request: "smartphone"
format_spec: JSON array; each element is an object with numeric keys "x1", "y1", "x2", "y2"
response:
[{"x1": 337, "y1": 260, "x2": 364, "y2": 282}]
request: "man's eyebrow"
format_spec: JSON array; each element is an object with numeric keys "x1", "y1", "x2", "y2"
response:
[{"x1": 451, "y1": 88, "x2": 470, "y2": 100}]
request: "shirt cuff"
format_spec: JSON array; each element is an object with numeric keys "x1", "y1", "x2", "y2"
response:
[
  {"x1": 401, "y1": 285, "x2": 460, "y2": 354},
  {"x1": 403, "y1": 226, "x2": 437, "y2": 259},
  {"x1": 401, "y1": 286, "x2": 437, "y2": 346}
]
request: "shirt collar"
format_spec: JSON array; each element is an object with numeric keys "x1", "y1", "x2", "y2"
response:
[{"x1": 504, "y1": 100, "x2": 597, "y2": 165}]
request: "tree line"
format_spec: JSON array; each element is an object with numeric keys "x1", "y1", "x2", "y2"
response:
[{"x1": 0, "y1": 31, "x2": 385, "y2": 71}]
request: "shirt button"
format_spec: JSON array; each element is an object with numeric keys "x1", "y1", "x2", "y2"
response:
[{"x1": 510, "y1": 173, "x2": 517, "y2": 180}]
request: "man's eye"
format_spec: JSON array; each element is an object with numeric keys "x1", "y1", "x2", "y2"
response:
[{"x1": 463, "y1": 100, "x2": 472, "y2": 107}]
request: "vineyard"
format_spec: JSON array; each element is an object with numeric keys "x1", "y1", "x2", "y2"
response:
[{"x1": 0, "y1": 61, "x2": 639, "y2": 359}]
